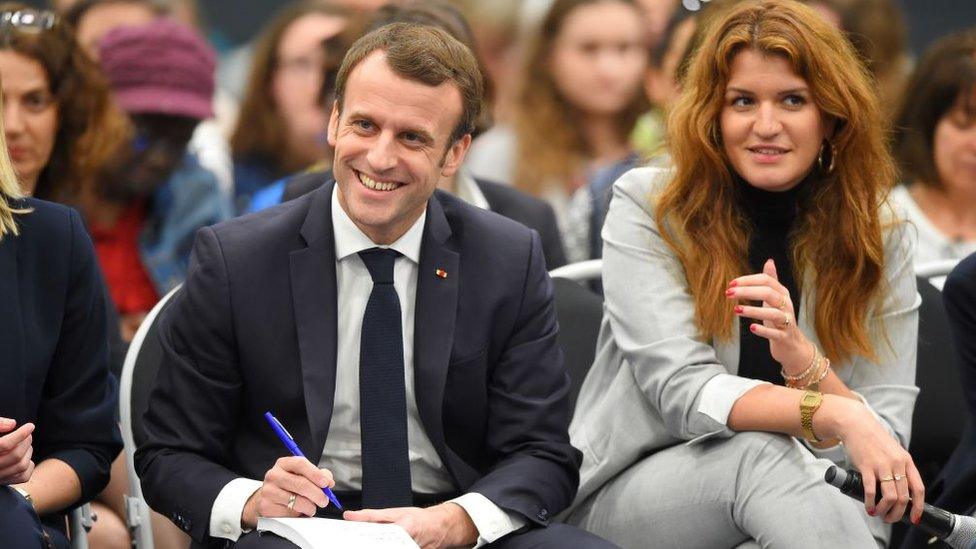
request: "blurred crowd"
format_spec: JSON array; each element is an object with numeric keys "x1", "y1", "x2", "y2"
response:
[{"x1": 0, "y1": 0, "x2": 974, "y2": 547}]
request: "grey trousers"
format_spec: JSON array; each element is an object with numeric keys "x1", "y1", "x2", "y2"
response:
[{"x1": 567, "y1": 432, "x2": 888, "y2": 549}]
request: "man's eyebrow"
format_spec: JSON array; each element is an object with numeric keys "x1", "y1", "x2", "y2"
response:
[{"x1": 402, "y1": 127, "x2": 436, "y2": 144}]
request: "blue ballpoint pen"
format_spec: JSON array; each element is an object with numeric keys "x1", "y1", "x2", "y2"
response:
[{"x1": 263, "y1": 411, "x2": 343, "y2": 510}]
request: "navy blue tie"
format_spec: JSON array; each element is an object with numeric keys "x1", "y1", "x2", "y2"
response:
[{"x1": 358, "y1": 248, "x2": 412, "y2": 508}]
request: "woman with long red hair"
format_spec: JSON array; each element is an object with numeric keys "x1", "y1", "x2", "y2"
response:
[{"x1": 567, "y1": 1, "x2": 922, "y2": 546}]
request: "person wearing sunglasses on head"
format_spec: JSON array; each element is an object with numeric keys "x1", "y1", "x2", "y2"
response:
[{"x1": 0, "y1": 19, "x2": 121, "y2": 544}]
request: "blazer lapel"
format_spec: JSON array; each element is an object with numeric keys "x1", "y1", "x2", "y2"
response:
[
  {"x1": 413, "y1": 194, "x2": 459, "y2": 471},
  {"x1": 0, "y1": 235, "x2": 25, "y2": 419},
  {"x1": 290, "y1": 182, "x2": 338, "y2": 458}
]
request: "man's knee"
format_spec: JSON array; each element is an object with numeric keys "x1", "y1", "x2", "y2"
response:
[{"x1": 491, "y1": 523, "x2": 620, "y2": 549}]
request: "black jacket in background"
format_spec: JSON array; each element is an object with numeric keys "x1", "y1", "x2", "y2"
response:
[
  {"x1": 902, "y1": 252, "x2": 976, "y2": 548},
  {"x1": 0, "y1": 198, "x2": 122, "y2": 534}
]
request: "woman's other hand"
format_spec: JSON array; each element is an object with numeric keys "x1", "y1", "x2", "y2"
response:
[
  {"x1": 817, "y1": 396, "x2": 925, "y2": 524},
  {"x1": 0, "y1": 418, "x2": 35, "y2": 485}
]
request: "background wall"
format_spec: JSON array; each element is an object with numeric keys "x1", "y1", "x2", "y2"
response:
[{"x1": 16, "y1": 1, "x2": 976, "y2": 57}]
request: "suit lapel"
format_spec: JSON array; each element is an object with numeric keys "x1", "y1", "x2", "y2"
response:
[
  {"x1": 0, "y1": 234, "x2": 25, "y2": 419},
  {"x1": 290, "y1": 182, "x2": 338, "y2": 458},
  {"x1": 413, "y1": 194, "x2": 458, "y2": 470}
]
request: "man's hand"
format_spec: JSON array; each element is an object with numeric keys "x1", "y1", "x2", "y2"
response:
[
  {"x1": 0, "y1": 418, "x2": 35, "y2": 485},
  {"x1": 241, "y1": 457, "x2": 335, "y2": 529},
  {"x1": 343, "y1": 502, "x2": 479, "y2": 549}
]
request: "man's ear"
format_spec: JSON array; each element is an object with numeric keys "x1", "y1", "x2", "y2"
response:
[
  {"x1": 327, "y1": 101, "x2": 340, "y2": 147},
  {"x1": 439, "y1": 133, "x2": 472, "y2": 177}
]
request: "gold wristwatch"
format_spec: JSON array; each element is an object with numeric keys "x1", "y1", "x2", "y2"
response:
[{"x1": 800, "y1": 390, "x2": 823, "y2": 443}]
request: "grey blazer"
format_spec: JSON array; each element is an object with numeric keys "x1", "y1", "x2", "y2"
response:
[{"x1": 569, "y1": 167, "x2": 920, "y2": 508}]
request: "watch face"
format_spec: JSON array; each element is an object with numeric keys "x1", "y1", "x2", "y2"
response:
[{"x1": 802, "y1": 392, "x2": 822, "y2": 406}]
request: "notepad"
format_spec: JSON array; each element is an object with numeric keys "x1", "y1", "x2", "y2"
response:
[{"x1": 256, "y1": 517, "x2": 419, "y2": 549}]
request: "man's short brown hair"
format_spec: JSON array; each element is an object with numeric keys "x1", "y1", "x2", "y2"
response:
[{"x1": 334, "y1": 22, "x2": 483, "y2": 144}]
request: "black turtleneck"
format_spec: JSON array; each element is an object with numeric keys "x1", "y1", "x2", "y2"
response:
[{"x1": 735, "y1": 176, "x2": 806, "y2": 385}]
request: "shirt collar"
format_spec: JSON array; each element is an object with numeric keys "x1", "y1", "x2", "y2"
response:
[
  {"x1": 454, "y1": 169, "x2": 490, "y2": 210},
  {"x1": 332, "y1": 184, "x2": 425, "y2": 264}
]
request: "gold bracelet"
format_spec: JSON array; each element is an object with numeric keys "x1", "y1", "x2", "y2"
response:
[
  {"x1": 802, "y1": 357, "x2": 831, "y2": 392},
  {"x1": 781, "y1": 346, "x2": 819, "y2": 383},
  {"x1": 799, "y1": 390, "x2": 823, "y2": 443}
]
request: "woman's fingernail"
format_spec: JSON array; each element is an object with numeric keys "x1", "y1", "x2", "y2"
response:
[
  {"x1": 728, "y1": 280, "x2": 738, "y2": 288},
  {"x1": 749, "y1": 324, "x2": 758, "y2": 333},
  {"x1": 911, "y1": 514, "x2": 920, "y2": 525},
  {"x1": 734, "y1": 306, "x2": 743, "y2": 314},
  {"x1": 725, "y1": 289, "x2": 735, "y2": 297},
  {"x1": 867, "y1": 508, "x2": 875, "y2": 516}
]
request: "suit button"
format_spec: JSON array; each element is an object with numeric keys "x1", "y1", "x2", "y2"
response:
[{"x1": 537, "y1": 508, "x2": 548, "y2": 521}]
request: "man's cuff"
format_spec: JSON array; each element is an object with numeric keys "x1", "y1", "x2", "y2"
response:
[
  {"x1": 208, "y1": 478, "x2": 262, "y2": 541},
  {"x1": 450, "y1": 492, "x2": 526, "y2": 548},
  {"x1": 698, "y1": 374, "x2": 768, "y2": 425}
]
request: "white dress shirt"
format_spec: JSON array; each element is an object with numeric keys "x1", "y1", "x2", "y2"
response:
[{"x1": 210, "y1": 187, "x2": 525, "y2": 544}]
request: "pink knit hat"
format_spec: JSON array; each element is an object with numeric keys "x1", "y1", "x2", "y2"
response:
[{"x1": 99, "y1": 18, "x2": 216, "y2": 120}]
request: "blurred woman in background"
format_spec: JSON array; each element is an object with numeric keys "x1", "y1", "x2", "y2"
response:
[
  {"x1": 891, "y1": 29, "x2": 976, "y2": 267},
  {"x1": 0, "y1": 9, "x2": 225, "y2": 547},
  {"x1": 0, "y1": 13, "x2": 121, "y2": 547},
  {"x1": 230, "y1": 0, "x2": 348, "y2": 210},
  {"x1": 466, "y1": 0, "x2": 648, "y2": 263}
]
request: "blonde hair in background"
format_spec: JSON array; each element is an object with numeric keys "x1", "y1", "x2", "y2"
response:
[
  {"x1": 513, "y1": 0, "x2": 647, "y2": 197},
  {"x1": 0, "y1": 91, "x2": 29, "y2": 239},
  {"x1": 655, "y1": 0, "x2": 895, "y2": 363}
]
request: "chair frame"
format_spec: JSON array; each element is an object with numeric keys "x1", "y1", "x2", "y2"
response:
[
  {"x1": 549, "y1": 259, "x2": 602, "y2": 282},
  {"x1": 119, "y1": 286, "x2": 181, "y2": 549}
]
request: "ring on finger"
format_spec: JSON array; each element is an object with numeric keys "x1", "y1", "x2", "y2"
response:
[
  {"x1": 893, "y1": 474, "x2": 906, "y2": 481},
  {"x1": 777, "y1": 295, "x2": 788, "y2": 311},
  {"x1": 776, "y1": 313, "x2": 792, "y2": 328},
  {"x1": 286, "y1": 494, "x2": 297, "y2": 510},
  {"x1": 879, "y1": 475, "x2": 895, "y2": 482}
]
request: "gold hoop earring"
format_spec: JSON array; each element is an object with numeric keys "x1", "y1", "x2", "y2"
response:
[{"x1": 817, "y1": 141, "x2": 836, "y2": 174}]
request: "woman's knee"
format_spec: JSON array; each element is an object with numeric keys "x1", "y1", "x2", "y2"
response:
[{"x1": 726, "y1": 431, "x2": 798, "y2": 462}]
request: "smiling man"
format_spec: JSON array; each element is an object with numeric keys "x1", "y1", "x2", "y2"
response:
[{"x1": 135, "y1": 23, "x2": 614, "y2": 549}]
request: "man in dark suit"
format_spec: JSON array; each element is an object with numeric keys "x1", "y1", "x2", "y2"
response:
[
  {"x1": 902, "y1": 253, "x2": 976, "y2": 548},
  {"x1": 135, "y1": 23, "x2": 613, "y2": 549}
]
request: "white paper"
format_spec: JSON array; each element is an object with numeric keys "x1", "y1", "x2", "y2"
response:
[{"x1": 257, "y1": 517, "x2": 419, "y2": 549}]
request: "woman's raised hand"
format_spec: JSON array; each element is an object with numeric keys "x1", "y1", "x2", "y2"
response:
[{"x1": 727, "y1": 258, "x2": 815, "y2": 375}]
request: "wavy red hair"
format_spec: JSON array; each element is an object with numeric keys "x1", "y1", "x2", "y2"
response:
[{"x1": 655, "y1": 0, "x2": 895, "y2": 362}]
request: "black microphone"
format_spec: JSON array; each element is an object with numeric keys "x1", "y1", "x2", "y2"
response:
[{"x1": 825, "y1": 466, "x2": 976, "y2": 549}]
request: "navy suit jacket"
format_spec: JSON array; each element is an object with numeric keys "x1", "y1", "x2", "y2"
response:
[
  {"x1": 0, "y1": 198, "x2": 121, "y2": 532},
  {"x1": 135, "y1": 181, "x2": 581, "y2": 545}
]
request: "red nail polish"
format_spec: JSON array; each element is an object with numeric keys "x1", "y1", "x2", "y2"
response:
[
  {"x1": 734, "y1": 305, "x2": 743, "y2": 314},
  {"x1": 749, "y1": 324, "x2": 758, "y2": 332},
  {"x1": 728, "y1": 280, "x2": 738, "y2": 288},
  {"x1": 867, "y1": 508, "x2": 875, "y2": 516},
  {"x1": 911, "y1": 515, "x2": 920, "y2": 525},
  {"x1": 725, "y1": 289, "x2": 735, "y2": 297}
]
